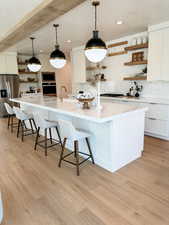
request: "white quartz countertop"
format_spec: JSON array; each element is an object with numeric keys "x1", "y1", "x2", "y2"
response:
[
  {"x1": 11, "y1": 96, "x2": 147, "y2": 123},
  {"x1": 101, "y1": 96, "x2": 169, "y2": 105}
]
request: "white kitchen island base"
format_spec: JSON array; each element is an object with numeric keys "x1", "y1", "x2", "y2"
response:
[{"x1": 11, "y1": 96, "x2": 146, "y2": 173}]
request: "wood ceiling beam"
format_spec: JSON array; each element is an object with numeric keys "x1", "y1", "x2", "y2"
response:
[{"x1": 0, "y1": 0, "x2": 86, "y2": 52}]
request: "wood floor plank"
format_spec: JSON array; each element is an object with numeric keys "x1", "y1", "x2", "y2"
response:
[{"x1": 0, "y1": 118, "x2": 169, "y2": 225}]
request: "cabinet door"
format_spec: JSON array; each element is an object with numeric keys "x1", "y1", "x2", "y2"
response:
[
  {"x1": 147, "y1": 30, "x2": 163, "y2": 81},
  {"x1": 0, "y1": 55, "x2": 6, "y2": 74},
  {"x1": 5, "y1": 55, "x2": 18, "y2": 74},
  {"x1": 71, "y1": 48, "x2": 86, "y2": 83},
  {"x1": 162, "y1": 28, "x2": 169, "y2": 80}
]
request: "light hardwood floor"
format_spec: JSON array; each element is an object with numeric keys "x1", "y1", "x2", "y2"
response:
[{"x1": 0, "y1": 118, "x2": 169, "y2": 225}]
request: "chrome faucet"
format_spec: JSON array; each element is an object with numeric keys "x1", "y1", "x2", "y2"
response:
[{"x1": 60, "y1": 85, "x2": 68, "y2": 101}]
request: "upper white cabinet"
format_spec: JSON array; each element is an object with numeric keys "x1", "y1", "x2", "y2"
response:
[
  {"x1": 0, "y1": 55, "x2": 6, "y2": 74},
  {"x1": 148, "y1": 23, "x2": 169, "y2": 81},
  {"x1": 71, "y1": 47, "x2": 86, "y2": 83},
  {"x1": 0, "y1": 52, "x2": 18, "y2": 74}
]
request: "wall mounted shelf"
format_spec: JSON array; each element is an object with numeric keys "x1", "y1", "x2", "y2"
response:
[
  {"x1": 19, "y1": 71, "x2": 38, "y2": 75},
  {"x1": 18, "y1": 62, "x2": 27, "y2": 65},
  {"x1": 86, "y1": 66, "x2": 107, "y2": 71},
  {"x1": 108, "y1": 51, "x2": 128, "y2": 57},
  {"x1": 108, "y1": 41, "x2": 128, "y2": 48},
  {"x1": 125, "y1": 43, "x2": 148, "y2": 51},
  {"x1": 19, "y1": 81, "x2": 38, "y2": 83},
  {"x1": 123, "y1": 76, "x2": 147, "y2": 80},
  {"x1": 124, "y1": 60, "x2": 147, "y2": 66}
]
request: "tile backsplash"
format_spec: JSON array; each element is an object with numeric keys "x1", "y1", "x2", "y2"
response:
[{"x1": 72, "y1": 80, "x2": 169, "y2": 99}]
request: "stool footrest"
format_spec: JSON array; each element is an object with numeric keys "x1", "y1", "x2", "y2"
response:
[{"x1": 61, "y1": 151, "x2": 92, "y2": 167}]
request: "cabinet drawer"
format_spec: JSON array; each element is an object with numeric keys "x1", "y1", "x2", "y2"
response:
[
  {"x1": 146, "y1": 103, "x2": 169, "y2": 120},
  {"x1": 145, "y1": 118, "x2": 169, "y2": 137}
]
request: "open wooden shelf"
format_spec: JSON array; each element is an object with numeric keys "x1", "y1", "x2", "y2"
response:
[
  {"x1": 108, "y1": 41, "x2": 128, "y2": 48},
  {"x1": 125, "y1": 43, "x2": 148, "y2": 51},
  {"x1": 108, "y1": 51, "x2": 128, "y2": 57},
  {"x1": 19, "y1": 81, "x2": 38, "y2": 83},
  {"x1": 124, "y1": 60, "x2": 147, "y2": 66},
  {"x1": 18, "y1": 62, "x2": 27, "y2": 65},
  {"x1": 86, "y1": 66, "x2": 107, "y2": 71},
  {"x1": 123, "y1": 76, "x2": 147, "y2": 81},
  {"x1": 19, "y1": 71, "x2": 38, "y2": 75}
]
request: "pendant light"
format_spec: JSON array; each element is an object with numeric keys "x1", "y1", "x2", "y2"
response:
[
  {"x1": 85, "y1": 1, "x2": 107, "y2": 63},
  {"x1": 27, "y1": 37, "x2": 41, "y2": 72},
  {"x1": 49, "y1": 24, "x2": 66, "y2": 69}
]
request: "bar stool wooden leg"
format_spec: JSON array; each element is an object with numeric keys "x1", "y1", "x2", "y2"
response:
[
  {"x1": 7, "y1": 115, "x2": 10, "y2": 129},
  {"x1": 49, "y1": 128, "x2": 53, "y2": 144},
  {"x1": 11, "y1": 116, "x2": 14, "y2": 133},
  {"x1": 85, "y1": 138, "x2": 95, "y2": 164},
  {"x1": 58, "y1": 138, "x2": 67, "y2": 167},
  {"x1": 31, "y1": 119, "x2": 38, "y2": 133},
  {"x1": 29, "y1": 119, "x2": 34, "y2": 134},
  {"x1": 21, "y1": 121, "x2": 24, "y2": 142},
  {"x1": 17, "y1": 120, "x2": 21, "y2": 138},
  {"x1": 34, "y1": 127, "x2": 40, "y2": 150},
  {"x1": 74, "y1": 140, "x2": 80, "y2": 176},
  {"x1": 55, "y1": 127, "x2": 62, "y2": 146},
  {"x1": 44, "y1": 128, "x2": 48, "y2": 156}
]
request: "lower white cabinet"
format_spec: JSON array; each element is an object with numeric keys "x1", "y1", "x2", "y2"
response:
[
  {"x1": 103, "y1": 98, "x2": 169, "y2": 140},
  {"x1": 145, "y1": 118, "x2": 169, "y2": 137}
]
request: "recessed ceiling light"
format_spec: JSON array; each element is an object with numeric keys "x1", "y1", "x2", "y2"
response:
[
  {"x1": 66, "y1": 40, "x2": 71, "y2": 43},
  {"x1": 116, "y1": 20, "x2": 123, "y2": 25}
]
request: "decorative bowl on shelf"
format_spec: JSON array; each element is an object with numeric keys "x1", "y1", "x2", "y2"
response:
[
  {"x1": 27, "y1": 77, "x2": 35, "y2": 82},
  {"x1": 77, "y1": 97, "x2": 95, "y2": 109}
]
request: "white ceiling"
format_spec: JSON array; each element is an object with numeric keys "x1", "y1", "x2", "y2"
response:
[
  {"x1": 7, "y1": 0, "x2": 169, "y2": 55},
  {"x1": 0, "y1": 0, "x2": 44, "y2": 39}
]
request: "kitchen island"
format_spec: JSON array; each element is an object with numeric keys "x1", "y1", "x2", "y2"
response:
[{"x1": 11, "y1": 96, "x2": 147, "y2": 173}]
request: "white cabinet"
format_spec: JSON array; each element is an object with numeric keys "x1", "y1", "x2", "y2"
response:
[
  {"x1": 0, "y1": 52, "x2": 18, "y2": 74},
  {"x1": 71, "y1": 47, "x2": 86, "y2": 83},
  {"x1": 0, "y1": 55, "x2": 6, "y2": 74},
  {"x1": 145, "y1": 118, "x2": 169, "y2": 137},
  {"x1": 5, "y1": 54, "x2": 18, "y2": 74},
  {"x1": 148, "y1": 26, "x2": 169, "y2": 81},
  {"x1": 104, "y1": 98, "x2": 169, "y2": 140}
]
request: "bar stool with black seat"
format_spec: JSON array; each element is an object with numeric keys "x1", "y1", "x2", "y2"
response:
[
  {"x1": 4, "y1": 102, "x2": 17, "y2": 133},
  {"x1": 58, "y1": 119, "x2": 95, "y2": 176},
  {"x1": 13, "y1": 107, "x2": 37, "y2": 142},
  {"x1": 33, "y1": 113, "x2": 62, "y2": 156}
]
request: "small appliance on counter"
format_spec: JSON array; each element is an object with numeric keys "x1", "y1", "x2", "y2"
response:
[{"x1": 127, "y1": 81, "x2": 143, "y2": 98}]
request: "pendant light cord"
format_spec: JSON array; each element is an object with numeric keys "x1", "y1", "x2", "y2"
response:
[
  {"x1": 95, "y1": 3, "x2": 97, "y2": 30},
  {"x1": 30, "y1": 37, "x2": 35, "y2": 57},
  {"x1": 53, "y1": 24, "x2": 59, "y2": 49},
  {"x1": 93, "y1": 1, "x2": 99, "y2": 31}
]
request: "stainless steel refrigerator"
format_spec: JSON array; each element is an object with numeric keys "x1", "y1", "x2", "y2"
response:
[{"x1": 0, "y1": 74, "x2": 19, "y2": 117}]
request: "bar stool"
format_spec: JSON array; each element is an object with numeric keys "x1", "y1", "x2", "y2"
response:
[
  {"x1": 4, "y1": 102, "x2": 17, "y2": 133},
  {"x1": 58, "y1": 119, "x2": 95, "y2": 176},
  {"x1": 13, "y1": 107, "x2": 37, "y2": 142},
  {"x1": 0, "y1": 192, "x2": 3, "y2": 224},
  {"x1": 33, "y1": 113, "x2": 62, "y2": 156}
]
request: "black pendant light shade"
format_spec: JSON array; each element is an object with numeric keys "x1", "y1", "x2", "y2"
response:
[
  {"x1": 49, "y1": 24, "x2": 66, "y2": 69},
  {"x1": 27, "y1": 37, "x2": 41, "y2": 72},
  {"x1": 85, "y1": 30, "x2": 107, "y2": 50},
  {"x1": 85, "y1": 1, "x2": 107, "y2": 63}
]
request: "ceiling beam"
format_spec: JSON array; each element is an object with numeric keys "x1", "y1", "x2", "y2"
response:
[{"x1": 0, "y1": 0, "x2": 86, "y2": 52}]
